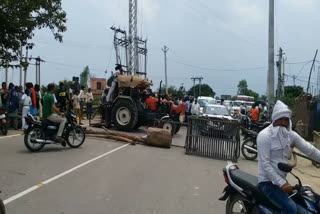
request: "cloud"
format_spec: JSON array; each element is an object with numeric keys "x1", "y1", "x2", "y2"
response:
[{"x1": 281, "y1": 0, "x2": 319, "y2": 11}]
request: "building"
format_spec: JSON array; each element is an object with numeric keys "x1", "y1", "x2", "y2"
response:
[{"x1": 90, "y1": 78, "x2": 106, "y2": 98}]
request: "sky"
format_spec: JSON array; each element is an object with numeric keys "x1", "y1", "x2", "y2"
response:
[{"x1": 3, "y1": 0, "x2": 320, "y2": 96}]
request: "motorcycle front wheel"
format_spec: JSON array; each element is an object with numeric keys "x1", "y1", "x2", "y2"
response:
[
  {"x1": 66, "y1": 126, "x2": 85, "y2": 148},
  {"x1": 241, "y1": 139, "x2": 258, "y2": 160},
  {"x1": 24, "y1": 127, "x2": 45, "y2": 152},
  {"x1": 0, "y1": 124, "x2": 7, "y2": 136}
]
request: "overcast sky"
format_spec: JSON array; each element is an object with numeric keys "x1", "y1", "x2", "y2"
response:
[{"x1": 4, "y1": 0, "x2": 320, "y2": 96}]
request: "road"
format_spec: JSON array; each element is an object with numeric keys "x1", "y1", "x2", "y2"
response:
[
  {"x1": 0, "y1": 128, "x2": 228, "y2": 214},
  {"x1": 1, "y1": 126, "x2": 319, "y2": 214}
]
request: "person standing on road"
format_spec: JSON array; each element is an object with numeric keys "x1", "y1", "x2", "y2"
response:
[
  {"x1": 0, "y1": 82, "x2": 9, "y2": 111},
  {"x1": 191, "y1": 99, "x2": 200, "y2": 116},
  {"x1": 251, "y1": 104, "x2": 259, "y2": 122},
  {"x1": 72, "y1": 90, "x2": 81, "y2": 125},
  {"x1": 78, "y1": 86, "x2": 86, "y2": 119},
  {"x1": 56, "y1": 82, "x2": 68, "y2": 112},
  {"x1": 85, "y1": 88, "x2": 93, "y2": 120},
  {"x1": 257, "y1": 100, "x2": 320, "y2": 214},
  {"x1": 43, "y1": 83, "x2": 66, "y2": 143},
  {"x1": 20, "y1": 89, "x2": 32, "y2": 130},
  {"x1": 8, "y1": 83, "x2": 19, "y2": 128}
]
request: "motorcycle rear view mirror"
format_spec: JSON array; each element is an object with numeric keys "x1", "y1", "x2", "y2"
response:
[{"x1": 278, "y1": 162, "x2": 292, "y2": 173}]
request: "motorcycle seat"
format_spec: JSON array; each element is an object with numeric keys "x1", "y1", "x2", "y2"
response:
[
  {"x1": 229, "y1": 169, "x2": 280, "y2": 211},
  {"x1": 43, "y1": 119, "x2": 60, "y2": 127}
]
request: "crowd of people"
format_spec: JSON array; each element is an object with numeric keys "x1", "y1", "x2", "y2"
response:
[{"x1": 0, "y1": 81, "x2": 94, "y2": 131}]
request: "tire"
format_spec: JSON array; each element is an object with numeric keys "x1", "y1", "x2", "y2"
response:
[
  {"x1": 0, "y1": 199, "x2": 5, "y2": 214},
  {"x1": 160, "y1": 118, "x2": 176, "y2": 136},
  {"x1": 241, "y1": 139, "x2": 258, "y2": 160},
  {"x1": 66, "y1": 126, "x2": 86, "y2": 148},
  {"x1": 24, "y1": 128, "x2": 45, "y2": 152},
  {"x1": 226, "y1": 194, "x2": 257, "y2": 214},
  {"x1": 112, "y1": 99, "x2": 138, "y2": 132},
  {"x1": 0, "y1": 124, "x2": 7, "y2": 136}
]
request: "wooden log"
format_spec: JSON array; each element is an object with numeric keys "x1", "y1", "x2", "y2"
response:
[
  {"x1": 145, "y1": 127, "x2": 172, "y2": 148},
  {"x1": 86, "y1": 134, "x2": 135, "y2": 145},
  {"x1": 101, "y1": 127, "x2": 145, "y2": 143}
]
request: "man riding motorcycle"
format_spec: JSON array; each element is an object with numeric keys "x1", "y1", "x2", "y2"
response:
[
  {"x1": 43, "y1": 83, "x2": 66, "y2": 144},
  {"x1": 257, "y1": 100, "x2": 320, "y2": 213}
]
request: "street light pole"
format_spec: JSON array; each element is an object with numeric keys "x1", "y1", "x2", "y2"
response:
[
  {"x1": 267, "y1": 0, "x2": 275, "y2": 108},
  {"x1": 162, "y1": 45, "x2": 169, "y2": 94}
]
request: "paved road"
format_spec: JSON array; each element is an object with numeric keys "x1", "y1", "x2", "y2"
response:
[{"x1": 0, "y1": 132, "x2": 229, "y2": 214}]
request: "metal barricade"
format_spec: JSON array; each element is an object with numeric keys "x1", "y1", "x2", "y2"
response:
[{"x1": 185, "y1": 116, "x2": 240, "y2": 161}]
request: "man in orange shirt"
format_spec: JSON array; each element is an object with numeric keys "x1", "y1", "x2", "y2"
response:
[
  {"x1": 251, "y1": 105, "x2": 259, "y2": 122},
  {"x1": 145, "y1": 94, "x2": 158, "y2": 111}
]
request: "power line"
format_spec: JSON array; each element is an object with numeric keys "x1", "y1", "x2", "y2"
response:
[
  {"x1": 285, "y1": 60, "x2": 312, "y2": 65},
  {"x1": 168, "y1": 57, "x2": 267, "y2": 72}
]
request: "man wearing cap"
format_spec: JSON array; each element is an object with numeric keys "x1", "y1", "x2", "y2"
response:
[
  {"x1": 106, "y1": 65, "x2": 123, "y2": 104},
  {"x1": 257, "y1": 100, "x2": 320, "y2": 213}
]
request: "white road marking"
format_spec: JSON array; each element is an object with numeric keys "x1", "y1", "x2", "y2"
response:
[
  {"x1": 3, "y1": 143, "x2": 129, "y2": 205},
  {"x1": 0, "y1": 133, "x2": 23, "y2": 139}
]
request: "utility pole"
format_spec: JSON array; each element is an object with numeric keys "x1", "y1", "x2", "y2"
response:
[
  {"x1": 20, "y1": 46, "x2": 23, "y2": 86},
  {"x1": 307, "y1": 49, "x2": 318, "y2": 94},
  {"x1": 276, "y1": 48, "x2": 285, "y2": 97},
  {"x1": 267, "y1": 0, "x2": 275, "y2": 108},
  {"x1": 317, "y1": 66, "x2": 320, "y2": 96},
  {"x1": 162, "y1": 45, "x2": 169, "y2": 94},
  {"x1": 293, "y1": 75, "x2": 296, "y2": 86},
  {"x1": 33, "y1": 56, "x2": 44, "y2": 86},
  {"x1": 128, "y1": 0, "x2": 138, "y2": 75},
  {"x1": 191, "y1": 76, "x2": 203, "y2": 98},
  {"x1": 5, "y1": 65, "x2": 8, "y2": 84}
]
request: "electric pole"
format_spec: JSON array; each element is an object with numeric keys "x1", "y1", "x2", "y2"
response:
[
  {"x1": 5, "y1": 65, "x2": 8, "y2": 84},
  {"x1": 191, "y1": 77, "x2": 203, "y2": 98},
  {"x1": 276, "y1": 47, "x2": 284, "y2": 97},
  {"x1": 317, "y1": 66, "x2": 320, "y2": 96},
  {"x1": 162, "y1": 45, "x2": 169, "y2": 94},
  {"x1": 128, "y1": 0, "x2": 138, "y2": 75},
  {"x1": 307, "y1": 49, "x2": 318, "y2": 94},
  {"x1": 20, "y1": 46, "x2": 23, "y2": 86},
  {"x1": 267, "y1": 0, "x2": 275, "y2": 108}
]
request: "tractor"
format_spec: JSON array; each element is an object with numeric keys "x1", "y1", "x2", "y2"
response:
[{"x1": 104, "y1": 77, "x2": 182, "y2": 135}]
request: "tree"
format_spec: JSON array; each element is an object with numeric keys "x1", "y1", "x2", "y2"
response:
[
  {"x1": 80, "y1": 66, "x2": 90, "y2": 88},
  {"x1": 281, "y1": 85, "x2": 304, "y2": 107},
  {"x1": 237, "y1": 80, "x2": 248, "y2": 95},
  {"x1": 59, "y1": 80, "x2": 74, "y2": 91},
  {"x1": 246, "y1": 89, "x2": 259, "y2": 101},
  {"x1": 187, "y1": 84, "x2": 215, "y2": 98},
  {"x1": 0, "y1": 0, "x2": 67, "y2": 66},
  {"x1": 158, "y1": 85, "x2": 178, "y2": 97}
]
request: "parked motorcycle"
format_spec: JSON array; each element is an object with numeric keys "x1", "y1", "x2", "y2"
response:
[
  {"x1": 24, "y1": 110, "x2": 85, "y2": 152},
  {"x1": 0, "y1": 109, "x2": 7, "y2": 135},
  {"x1": 241, "y1": 129, "x2": 259, "y2": 160},
  {"x1": 220, "y1": 163, "x2": 320, "y2": 214}
]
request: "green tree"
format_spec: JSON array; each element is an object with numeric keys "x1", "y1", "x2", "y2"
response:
[
  {"x1": 280, "y1": 85, "x2": 304, "y2": 107},
  {"x1": 246, "y1": 89, "x2": 259, "y2": 101},
  {"x1": 59, "y1": 80, "x2": 74, "y2": 91},
  {"x1": 158, "y1": 85, "x2": 178, "y2": 96},
  {"x1": 80, "y1": 66, "x2": 90, "y2": 88},
  {"x1": 237, "y1": 80, "x2": 248, "y2": 95},
  {"x1": 0, "y1": 0, "x2": 67, "y2": 66},
  {"x1": 187, "y1": 84, "x2": 215, "y2": 98}
]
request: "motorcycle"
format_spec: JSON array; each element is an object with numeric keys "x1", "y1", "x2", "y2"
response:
[
  {"x1": 0, "y1": 109, "x2": 7, "y2": 135},
  {"x1": 241, "y1": 129, "x2": 259, "y2": 160},
  {"x1": 24, "y1": 110, "x2": 85, "y2": 152},
  {"x1": 220, "y1": 163, "x2": 320, "y2": 214}
]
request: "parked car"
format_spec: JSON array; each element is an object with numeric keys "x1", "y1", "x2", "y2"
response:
[
  {"x1": 201, "y1": 104, "x2": 238, "y2": 139},
  {"x1": 222, "y1": 100, "x2": 233, "y2": 112},
  {"x1": 198, "y1": 96, "x2": 216, "y2": 114}
]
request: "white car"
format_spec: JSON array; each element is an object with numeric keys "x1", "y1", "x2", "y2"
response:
[
  {"x1": 202, "y1": 104, "x2": 234, "y2": 120},
  {"x1": 198, "y1": 97, "x2": 216, "y2": 114}
]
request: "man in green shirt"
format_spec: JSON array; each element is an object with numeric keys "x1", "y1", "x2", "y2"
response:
[{"x1": 43, "y1": 83, "x2": 66, "y2": 142}]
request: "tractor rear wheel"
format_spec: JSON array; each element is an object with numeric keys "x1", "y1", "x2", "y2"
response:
[{"x1": 112, "y1": 99, "x2": 138, "y2": 132}]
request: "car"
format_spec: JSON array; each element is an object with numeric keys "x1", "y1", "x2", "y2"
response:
[
  {"x1": 198, "y1": 96, "x2": 216, "y2": 114},
  {"x1": 222, "y1": 100, "x2": 233, "y2": 112},
  {"x1": 201, "y1": 104, "x2": 238, "y2": 139},
  {"x1": 202, "y1": 104, "x2": 233, "y2": 120}
]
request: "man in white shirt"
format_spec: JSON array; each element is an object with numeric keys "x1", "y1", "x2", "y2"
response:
[
  {"x1": 191, "y1": 99, "x2": 200, "y2": 116},
  {"x1": 78, "y1": 86, "x2": 85, "y2": 119},
  {"x1": 85, "y1": 88, "x2": 93, "y2": 120},
  {"x1": 257, "y1": 100, "x2": 320, "y2": 213},
  {"x1": 106, "y1": 65, "x2": 123, "y2": 104}
]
